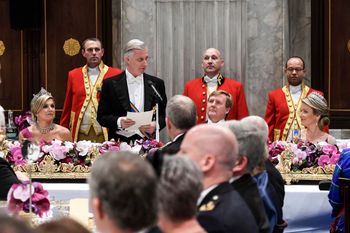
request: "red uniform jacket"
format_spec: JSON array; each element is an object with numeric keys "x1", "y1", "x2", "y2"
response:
[
  {"x1": 183, "y1": 75, "x2": 249, "y2": 124},
  {"x1": 60, "y1": 63, "x2": 121, "y2": 141},
  {"x1": 264, "y1": 85, "x2": 323, "y2": 142}
]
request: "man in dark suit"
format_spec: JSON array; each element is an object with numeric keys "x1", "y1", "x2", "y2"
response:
[
  {"x1": 241, "y1": 116, "x2": 287, "y2": 233},
  {"x1": 146, "y1": 95, "x2": 196, "y2": 176},
  {"x1": 180, "y1": 124, "x2": 258, "y2": 233},
  {"x1": 160, "y1": 95, "x2": 196, "y2": 155},
  {"x1": 89, "y1": 151, "x2": 158, "y2": 233},
  {"x1": 97, "y1": 39, "x2": 167, "y2": 142},
  {"x1": 0, "y1": 158, "x2": 20, "y2": 200},
  {"x1": 225, "y1": 120, "x2": 270, "y2": 233}
]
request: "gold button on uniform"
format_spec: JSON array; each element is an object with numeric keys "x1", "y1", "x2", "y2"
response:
[
  {"x1": 201, "y1": 107, "x2": 205, "y2": 111},
  {"x1": 200, "y1": 116, "x2": 204, "y2": 119}
]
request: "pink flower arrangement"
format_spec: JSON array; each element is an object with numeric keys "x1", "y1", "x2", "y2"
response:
[
  {"x1": 14, "y1": 111, "x2": 33, "y2": 132},
  {"x1": 7, "y1": 182, "x2": 50, "y2": 217},
  {"x1": 268, "y1": 140, "x2": 341, "y2": 171},
  {"x1": 99, "y1": 141, "x2": 122, "y2": 154},
  {"x1": 6, "y1": 141, "x2": 26, "y2": 166},
  {"x1": 136, "y1": 139, "x2": 164, "y2": 154}
]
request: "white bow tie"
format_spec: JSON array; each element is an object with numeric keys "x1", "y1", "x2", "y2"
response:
[
  {"x1": 204, "y1": 76, "x2": 217, "y2": 84},
  {"x1": 127, "y1": 77, "x2": 142, "y2": 85}
]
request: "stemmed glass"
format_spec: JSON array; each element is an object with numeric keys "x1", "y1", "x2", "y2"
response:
[{"x1": 22, "y1": 141, "x2": 41, "y2": 215}]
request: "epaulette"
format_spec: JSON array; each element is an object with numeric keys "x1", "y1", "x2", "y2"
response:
[{"x1": 199, "y1": 195, "x2": 219, "y2": 212}]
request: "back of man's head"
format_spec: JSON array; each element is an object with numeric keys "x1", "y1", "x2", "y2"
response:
[
  {"x1": 89, "y1": 151, "x2": 157, "y2": 232},
  {"x1": 241, "y1": 116, "x2": 269, "y2": 143},
  {"x1": 166, "y1": 95, "x2": 197, "y2": 131},
  {"x1": 0, "y1": 214, "x2": 36, "y2": 233},
  {"x1": 181, "y1": 124, "x2": 238, "y2": 174},
  {"x1": 224, "y1": 120, "x2": 267, "y2": 172},
  {"x1": 158, "y1": 156, "x2": 203, "y2": 223}
]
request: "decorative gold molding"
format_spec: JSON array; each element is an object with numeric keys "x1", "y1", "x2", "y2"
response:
[
  {"x1": 63, "y1": 38, "x2": 81, "y2": 56},
  {"x1": 0, "y1": 40, "x2": 5, "y2": 56},
  {"x1": 281, "y1": 173, "x2": 331, "y2": 185}
]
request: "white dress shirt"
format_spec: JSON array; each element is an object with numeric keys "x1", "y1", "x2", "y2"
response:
[
  {"x1": 289, "y1": 84, "x2": 302, "y2": 104},
  {"x1": 126, "y1": 69, "x2": 144, "y2": 112}
]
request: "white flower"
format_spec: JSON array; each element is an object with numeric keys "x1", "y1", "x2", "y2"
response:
[
  {"x1": 76, "y1": 140, "x2": 93, "y2": 156},
  {"x1": 27, "y1": 144, "x2": 42, "y2": 163},
  {"x1": 130, "y1": 144, "x2": 142, "y2": 154},
  {"x1": 119, "y1": 142, "x2": 132, "y2": 151},
  {"x1": 13, "y1": 184, "x2": 34, "y2": 202},
  {"x1": 63, "y1": 141, "x2": 74, "y2": 151}
]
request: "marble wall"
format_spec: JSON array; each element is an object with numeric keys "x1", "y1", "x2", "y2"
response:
[{"x1": 111, "y1": 0, "x2": 311, "y2": 117}]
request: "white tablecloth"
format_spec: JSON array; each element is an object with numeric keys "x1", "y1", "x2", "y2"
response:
[
  {"x1": 43, "y1": 183, "x2": 332, "y2": 233},
  {"x1": 283, "y1": 185, "x2": 331, "y2": 233}
]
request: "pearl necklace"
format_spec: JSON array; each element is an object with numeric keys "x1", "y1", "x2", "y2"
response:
[{"x1": 36, "y1": 123, "x2": 55, "y2": 134}]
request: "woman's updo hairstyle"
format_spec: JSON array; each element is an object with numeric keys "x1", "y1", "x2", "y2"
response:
[{"x1": 302, "y1": 92, "x2": 330, "y2": 130}]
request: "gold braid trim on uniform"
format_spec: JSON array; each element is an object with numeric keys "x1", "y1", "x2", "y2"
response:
[
  {"x1": 74, "y1": 62, "x2": 109, "y2": 141},
  {"x1": 217, "y1": 74, "x2": 224, "y2": 86},
  {"x1": 281, "y1": 83, "x2": 310, "y2": 141}
]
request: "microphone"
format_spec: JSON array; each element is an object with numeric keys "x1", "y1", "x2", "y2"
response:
[{"x1": 147, "y1": 80, "x2": 164, "y2": 102}]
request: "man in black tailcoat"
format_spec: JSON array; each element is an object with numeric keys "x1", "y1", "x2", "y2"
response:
[{"x1": 97, "y1": 39, "x2": 167, "y2": 143}]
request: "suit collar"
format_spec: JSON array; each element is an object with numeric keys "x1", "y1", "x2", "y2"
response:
[
  {"x1": 198, "y1": 181, "x2": 232, "y2": 207},
  {"x1": 112, "y1": 72, "x2": 130, "y2": 111},
  {"x1": 143, "y1": 74, "x2": 154, "y2": 111}
]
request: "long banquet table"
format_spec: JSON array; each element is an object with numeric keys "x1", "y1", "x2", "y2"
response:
[{"x1": 42, "y1": 183, "x2": 332, "y2": 233}]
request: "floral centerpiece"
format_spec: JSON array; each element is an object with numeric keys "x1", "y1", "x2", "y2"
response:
[
  {"x1": 135, "y1": 139, "x2": 164, "y2": 155},
  {"x1": 7, "y1": 181, "x2": 50, "y2": 217},
  {"x1": 1, "y1": 138, "x2": 164, "y2": 176},
  {"x1": 268, "y1": 140, "x2": 340, "y2": 174},
  {"x1": 14, "y1": 111, "x2": 33, "y2": 132},
  {"x1": 2, "y1": 139, "x2": 99, "y2": 173}
]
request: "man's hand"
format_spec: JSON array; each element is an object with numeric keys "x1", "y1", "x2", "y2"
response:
[
  {"x1": 120, "y1": 117, "x2": 135, "y2": 129},
  {"x1": 139, "y1": 121, "x2": 156, "y2": 134}
]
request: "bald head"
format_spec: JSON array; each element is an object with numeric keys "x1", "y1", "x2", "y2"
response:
[{"x1": 180, "y1": 124, "x2": 238, "y2": 170}]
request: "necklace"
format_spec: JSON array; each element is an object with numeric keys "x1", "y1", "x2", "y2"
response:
[{"x1": 36, "y1": 123, "x2": 55, "y2": 134}]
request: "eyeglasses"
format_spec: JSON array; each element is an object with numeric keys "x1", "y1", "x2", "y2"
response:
[{"x1": 286, "y1": 67, "x2": 304, "y2": 72}]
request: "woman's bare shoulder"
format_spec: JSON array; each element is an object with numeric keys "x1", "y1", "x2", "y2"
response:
[{"x1": 55, "y1": 124, "x2": 72, "y2": 141}]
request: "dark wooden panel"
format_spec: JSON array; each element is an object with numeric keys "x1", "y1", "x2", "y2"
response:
[
  {"x1": 0, "y1": 0, "x2": 24, "y2": 112},
  {"x1": 329, "y1": 0, "x2": 350, "y2": 109},
  {"x1": 45, "y1": 0, "x2": 101, "y2": 110},
  {"x1": 312, "y1": 0, "x2": 350, "y2": 128}
]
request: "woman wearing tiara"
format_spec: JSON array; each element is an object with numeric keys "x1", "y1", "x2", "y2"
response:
[
  {"x1": 299, "y1": 92, "x2": 336, "y2": 144},
  {"x1": 18, "y1": 88, "x2": 72, "y2": 143}
]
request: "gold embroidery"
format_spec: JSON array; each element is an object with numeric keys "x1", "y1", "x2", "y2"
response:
[
  {"x1": 274, "y1": 129, "x2": 281, "y2": 141},
  {"x1": 199, "y1": 201, "x2": 215, "y2": 211},
  {"x1": 76, "y1": 62, "x2": 110, "y2": 141},
  {"x1": 217, "y1": 74, "x2": 224, "y2": 86},
  {"x1": 281, "y1": 84, "x2": 310, "y2": 141}
]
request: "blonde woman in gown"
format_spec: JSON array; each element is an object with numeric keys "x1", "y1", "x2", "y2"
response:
[
  {"x1": 300, "y1": 92, "x2": 336, "y2": 144},
  {"x1": 18, "y1": 88, "x2": 72, "y2": 143}
]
